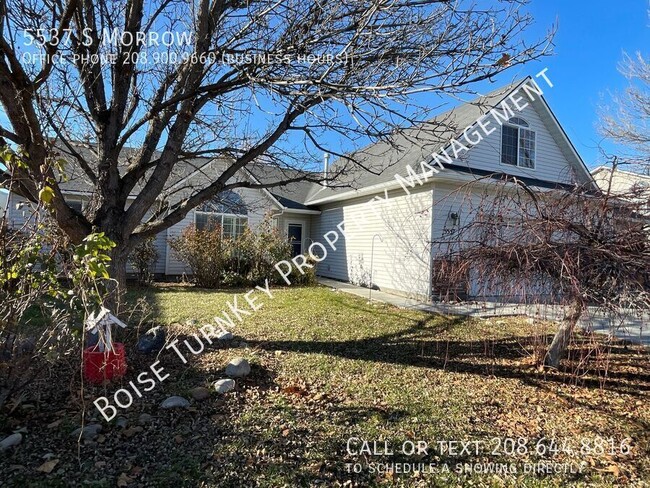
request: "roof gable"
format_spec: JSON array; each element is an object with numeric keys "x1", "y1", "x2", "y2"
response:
[{"x1": 306, "y1": 77, "x2": 595, "y2": 205}]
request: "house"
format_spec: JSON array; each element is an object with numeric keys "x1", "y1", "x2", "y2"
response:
[
  {"x1": 591, "y1": 165, "x2": 650, "y2": 213},
  {"x1": 2, "y1": 77, "x2": 596, "y2": 300}
]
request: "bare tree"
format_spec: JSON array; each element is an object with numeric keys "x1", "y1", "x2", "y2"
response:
[
  {"x1": 601, "y1": 52, "x2": 650, "y2": 172},
  {"x1": 431, "y1": 174, "x2": 650, "y2": 368},
  {"x1": 0, "y1": 0, "x2": 551, "y2": 292}
]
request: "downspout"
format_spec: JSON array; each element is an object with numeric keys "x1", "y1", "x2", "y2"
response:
[
  {"x1": 270, "y1": 205, "x2": 285, "y2": 232},
  {"x1": 427, "y1": 184, "x2": 435, "y2": 302}
]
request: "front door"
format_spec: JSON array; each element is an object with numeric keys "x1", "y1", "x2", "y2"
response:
[{"x1": 287, "y1": 224, "x2": 303, "y2": 257}]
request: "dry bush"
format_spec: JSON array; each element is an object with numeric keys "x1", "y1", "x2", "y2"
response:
[{"x1": 432, "y1": 171, "x2": 650, "y2": 368}]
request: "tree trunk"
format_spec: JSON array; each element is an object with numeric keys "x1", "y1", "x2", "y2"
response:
[
  {"x1": 545, "y1": 299, "x2": 585, "y2": 368},
  {"x1": 107, "y1": 245, "x2": 130, "y2": 313}
]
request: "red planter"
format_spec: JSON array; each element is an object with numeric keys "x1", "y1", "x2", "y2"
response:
[{"x1": 83, "y1": 343, "x2": 127, "y2": 384}]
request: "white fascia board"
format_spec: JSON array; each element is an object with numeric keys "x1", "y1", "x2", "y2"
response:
[
  {"x1": 306, "y1": 173, "x2": 442, "y2": 205},
  {"x1": 282, "y1": 208, "x2": 321, "y2": 215}
]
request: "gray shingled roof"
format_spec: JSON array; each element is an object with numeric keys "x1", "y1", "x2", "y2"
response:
[
  {"x1": 223, "y1": 81, "x2": 527, "y2": 208},
  {"x1": 51, "y1": 78, "x2": 573, "y2": 209},
  {"x1": 53, "y1": 143, "x2": 213, "y2": 197},
  {"x1": 305, "y1": 80, "x2": 524, "y2": 203},
  {"x1": 245, "y1": 163, "x2": 320, "y2": 210},
  {"x1": 53, "y1": 143, "x2": 322, "y2": 210}
]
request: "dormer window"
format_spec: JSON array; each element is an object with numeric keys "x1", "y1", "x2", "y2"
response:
[{"x1": 501, "y1": 117, "x2": 535, "y2": 168}]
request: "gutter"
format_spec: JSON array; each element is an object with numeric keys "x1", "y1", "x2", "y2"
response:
[{"x1": 281, "y1": 207, "x2": 321, "y2": 215}]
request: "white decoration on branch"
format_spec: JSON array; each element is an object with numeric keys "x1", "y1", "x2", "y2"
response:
[{"x1": 85, "y1": 307, "x2": 127, "y2": 352}]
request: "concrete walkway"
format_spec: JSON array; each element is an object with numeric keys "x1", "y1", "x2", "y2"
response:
[{"x1": 318, "y1": 277, "x2": 649, "y2": 346}]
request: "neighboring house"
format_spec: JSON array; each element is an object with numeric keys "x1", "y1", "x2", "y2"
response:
[
  {"x1": 591, "y1": 166, "x2": 650, "y2": 213},
  {"x1": 2, "y1": 77, "x2": 596, "y2": 300}
]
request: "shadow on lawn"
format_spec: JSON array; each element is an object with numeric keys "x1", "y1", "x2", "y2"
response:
[{"x1": 245, "y1": 317, "x2": 650, "y2": 398}]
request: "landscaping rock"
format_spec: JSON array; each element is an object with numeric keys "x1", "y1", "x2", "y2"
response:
[
  {"x1": 0, "y1": 433, "x2": 22, "y2": 451},
  {"x1": 225, "y1": 357, "x2": 251, "y2": 378},
  {"x1": 72, "y1": 424, "x2": 102, "y2": 440},
  {"x1": 138, "y1": 413, "x2": 153, "y2": 425},
  {"x1": 213, "y1": 379, "x2": 235, "y2": 394},
  {"x1": 122, "y1": 426, "x2": 143, "y2": 438},
  {"x1": 160, "y1": 396, "x2": 190, "y2": 409},
  {"x1": 216, "y1": 330, "x2": 234, "y2": 341},
  {"x1": 115, "y1": 417, "x2": 128, "y2": 428},
  {"x1": 137, "y1": 326, "x2": 166, "y2": 354},
  {"x1": 19, "y1": 337, "x2": 36, "y2": 354},
  {"x1": 190, "y1": 387, "x2": 210, "y2": 401}
]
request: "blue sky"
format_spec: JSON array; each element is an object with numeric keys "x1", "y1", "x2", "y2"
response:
[
  {"x1": 1, "y1": 1, "x2": 647, "y2": 173},
  {"x1": 312, "y1": 1, "x2": 650, "y2": 171},
  {"x1": 497, "y1": 0, "x2": 650, "y2": 168}
]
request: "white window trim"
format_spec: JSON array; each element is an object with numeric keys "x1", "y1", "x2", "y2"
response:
[
  {"x1": 499, "y1": 121, "x2": 536, "y2": 170},
  {"x1": 194, "y1": 211, "x2": 248, "y2": 238},
  {"x1": 67, "y1": 197, "x2": 84, "y2": 212},
  {"x1": 287, "y1": 222, "x2": 304, "y2": 256}
]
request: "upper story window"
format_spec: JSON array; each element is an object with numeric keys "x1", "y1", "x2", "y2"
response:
[
  {"x1": 501, "y1": 117, "x2": 535, "y2": 169},
  {"x1": 195, "y1": 190, "x2": 248, "y2": 238}
]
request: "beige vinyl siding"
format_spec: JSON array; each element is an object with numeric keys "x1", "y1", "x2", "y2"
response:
[
  {"x1": 0, "y1": 191, "x2": 7, "y2": 217},
  {"x1": 431, "y1": 182, "x2": 479, "y2": 253},
  {"x1": 310, "y1": 186, "x2": 433, "y2": 299},
  {"x1": 150, "y1": 231, "x2": 167, "y2": 274},
  {"x1": 430, "y1": 182, "x2": 494, "y2": 298},
  {"x1": 125, "y1": 226, "x2": 167, "y2": 276},
  {"x1": 165, "y1": 212, "x2": 194, "y2": 276},
  {"x1": 431, "y1": 181, "x2": 559, "y2": 301}
]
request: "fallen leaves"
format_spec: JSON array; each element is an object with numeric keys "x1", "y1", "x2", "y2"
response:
[
  {"x1": 36, "y1": 459, "x2": 59, "y2": 474},
  {"x1": 121, "y1": 426, "x2": 143, "y2": 439},
  {"x1": 597, "y1": 464, "x2": 621, "y2": 478},
  {"x1": 2, "y1": 290, "x2": 649, "y2": 486},
  {"x1": 282, "y1": 385, "x2": 308, "y2": 397},
  {"x1": 117, "y1": 472, "x2": 133, "y2": 487}
]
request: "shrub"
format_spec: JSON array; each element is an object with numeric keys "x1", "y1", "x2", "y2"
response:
[
  {"x1": 128, "y1": 237, "x2": 159, "y2": 285},
  {"x1": 0, "y1": 211, "x2": 115, "y2": 411},
  {"x1": 289, "y1": 255, "x2": 318, "y2": 286},
  {"x1": 248, "y1": 217, "x2": 293, "y2": 285},
  {"x1": 169, "y1": 226, "x2": 234, "y2": 288},
  {"x1": 168, "y1": 215, "x2": 295, "y2": 288}
]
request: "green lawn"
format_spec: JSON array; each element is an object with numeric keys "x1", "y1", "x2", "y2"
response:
[
  {"x1": 3, "y1": 284, "x2": 649, "y2": 487},
  {"x1": 122, "y1": 284, "x2": 649, "y2": 487}
]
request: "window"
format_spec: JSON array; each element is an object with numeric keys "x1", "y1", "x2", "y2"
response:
[
  {"x1": 67, "y1": 199, "x2": 83, "y2": 212},
  {"x1": 501, "y1": 117, "x2": 535, "y2": 168},
  {"x1": 195, "y1": 191, "x2": 248, "y2": 238},
  {"x1": 195, "y1": 212, "x2": 248, "y2": 238}
]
